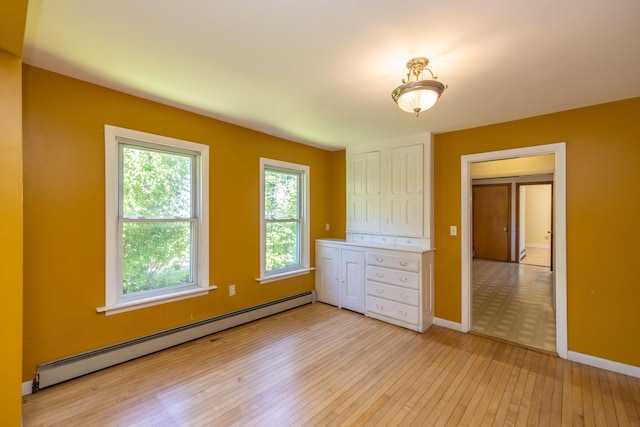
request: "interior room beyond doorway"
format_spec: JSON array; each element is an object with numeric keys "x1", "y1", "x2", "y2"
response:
[{"x1": 469, "y1": 153, "x2": 557, "y2": 353}]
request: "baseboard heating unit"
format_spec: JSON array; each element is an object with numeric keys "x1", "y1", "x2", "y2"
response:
[{"x1": 33, "y1": 291, "x2": 314, "y2": 392}]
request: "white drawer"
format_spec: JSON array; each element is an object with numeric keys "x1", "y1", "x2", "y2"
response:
[
  {"x1": 394, "y1": 237, "x2": 424, "y2": 249},
  {"x1": 366, "y1": 252, "x2": 419, "y2": 272},
  {"x1": 371, "y1": 235, "x2": 394, "y2": 246},
  {"x1": 367, "y1": 295, "x2": 419, "y2": 325},
  {"x1": 366, "y1": 266, "x2": 419, "y2": 289},
  {"x1": 367, "y1": 281, "x2": 419, "y2": 306},
  {"x1": 348, "y1": 233, "x2": 372, "y2": 243}
]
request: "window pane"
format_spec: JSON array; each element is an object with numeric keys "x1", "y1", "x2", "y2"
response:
[
  {"x1": 122, "y1": 146, "x2": 192, "y2": 218},
  {"x1": 265, "y1": 170, "x2": 299, "y2": 219},
  {"x1": 122, "y1": 221, "x2": 193, "y2": 294},
  {"x1": 266, "y1": 221, "x2": 300, "y2": 271}
]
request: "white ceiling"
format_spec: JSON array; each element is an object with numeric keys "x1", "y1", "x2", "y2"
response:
[{"x1": 22, "y1": 1, "x2": 640, "y2": 150}]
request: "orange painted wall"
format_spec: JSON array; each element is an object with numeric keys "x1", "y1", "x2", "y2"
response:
[
  {"x1": 1, "y1": 0, "x2": 27, "y2": 422},
  {"x1": 22, "y1": 66, "x2": 343, "y2": 380},
  {"x1": 330, "y1": 150, "x2": 346, "y2": 238},
  {"x1": 433, "y1": 97, "x2": 640, "y2": 367},
  {"x1": 0, "y1": 51, "x2": 24, "y2": 426}
]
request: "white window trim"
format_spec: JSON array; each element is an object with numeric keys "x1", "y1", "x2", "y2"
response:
[
  {"x1": 256, "y1": 157, "x2": 313, "y2": 284},
  {"x1": 99, "y1": 124, "x2": 213, "y2": 315}
]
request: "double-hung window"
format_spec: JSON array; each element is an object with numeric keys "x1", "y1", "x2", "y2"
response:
[
  {"x1": 258, "y1": 158, "x2": 311, "y2": 283},
  {"x1": 100, "y1": 125, "x2": 211, "y2": 315}
]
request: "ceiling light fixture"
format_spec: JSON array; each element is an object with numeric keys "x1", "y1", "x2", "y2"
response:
[{"x1": 391, "y1": 57, "x2": 446, "y2": 117}]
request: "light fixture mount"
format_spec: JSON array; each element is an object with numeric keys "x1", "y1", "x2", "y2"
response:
[{"x1": 392, "y1": 56, "x2": 446, "y2": 117}]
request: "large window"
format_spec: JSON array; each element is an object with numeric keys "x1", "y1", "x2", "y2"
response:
[
  {"x1": 258, "y1": 158, "x2": 311, "y2": 283},
  {"x1": 100, "y1": 125, "x2": 212, "y2": 315}
]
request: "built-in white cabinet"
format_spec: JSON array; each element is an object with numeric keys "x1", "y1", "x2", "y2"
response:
[
  {"x1": 365, "y1": 247, "x2": 433, "y2": 332},
  {"x1": 315, "y1": 239, "x2": 434, "y2": 332},
  {"x1": 315, "y1": 240, "x2": 365, "y2": 314},
  {"x1": 346, "y1": 151, "x2": 381, "y2": 234},
  {"x1": 346, "y1": 134, "x2": 432, "y2": 249},
  {"x1": 315, "y1": 244, "x2": 339, "y2": 306},
  {"x1": 383, "y1": 144, "x2": 424, "y2": 237},
  {"x1": 339, "y1": 248, "x2": 366, "y2": 313}
]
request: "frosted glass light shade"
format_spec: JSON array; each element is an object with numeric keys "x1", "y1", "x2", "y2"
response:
[{"x1": 392, "y1": 80, "x2": 445, "y2": 116}]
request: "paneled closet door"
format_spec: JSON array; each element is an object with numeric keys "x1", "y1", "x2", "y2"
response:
[
  {"x1": 347, "y1": 151, "x2": 381, "y2": 233},
  {"x1": 382, "y1": 144, "x2": 423, "y2": 237}
]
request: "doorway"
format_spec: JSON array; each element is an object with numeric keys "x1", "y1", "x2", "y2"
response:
[
  {"x1": 461, "y1": 143, "x2": 567, "y2": 359},
  {"x1": 517, "y1": 183, "x2": 553, "y2": 269}
]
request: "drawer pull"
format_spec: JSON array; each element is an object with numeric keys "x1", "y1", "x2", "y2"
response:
[
  {"x1": 376, "y1": 257, "x2": 384, "y2": 263},
  {"x1": 376, "y1": 304, "x2": 384, "y2": 310},
  {"x1": 400, "y1": 293, "x2": 408, "y2": 300},
  {"x1": 399, "y1": 261, "x2": 408, "y2": 266},
  {"x1": 376, "y1": 289, "x2": 384, "y2": 295},
  {"x1": 376, "y1": 272, "x2": 384, "y2": 278},
  {"x1": 398, "y1": 310, "x2": 408, "y2": 317},
  {"x1": 399, "y1": 276, "x2": 408, "y2": 283}
]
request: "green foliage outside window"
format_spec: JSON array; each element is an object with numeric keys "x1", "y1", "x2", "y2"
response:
[
  {"x1": 121, "y1": 145, "x2": 194, "y2": 295},
  {"x1": 264, "y1": 169, "x2": 301, "y2": 272}
]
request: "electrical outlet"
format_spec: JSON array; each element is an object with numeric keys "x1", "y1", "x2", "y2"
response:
[
  {"x1": 450, "y1": 225, "x2": 457, "y2": 236},
  {"x1": 229, "y1": 284, "x2": 236, "y2": 296},
  {"x1": 326, "y1": 223, "x2": 330, "y2": 231}
]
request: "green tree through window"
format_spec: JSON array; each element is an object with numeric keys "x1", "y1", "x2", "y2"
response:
[
  {"x1": 120, "y1": 144, "x2": 196, "y2": 294},
  {"x1": 259, "y1": 157, "x2": 310, "y2": 281},
  {"x1": 264, "y1": 168, "x2": 301, "y2": 272}
]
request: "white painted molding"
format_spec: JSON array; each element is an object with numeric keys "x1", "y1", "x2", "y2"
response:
[
  {"x1": 433, "y1": 317, "x2": 465, "y2": 332},
  {"x1": 525, "y1": 243, "x2": 551, "y2": 249},
  {"x1": 460, "y1": 142, "x2": 567, "y2": 358},
  {"x1": 22, "y1": 381, "x2": 32, "y2": 396},
  {"x1": 568, "y1": 351, "x2": 640, "y2": 379}
]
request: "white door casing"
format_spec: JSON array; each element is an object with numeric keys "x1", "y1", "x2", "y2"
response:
[{"x1": 460, "y1": 143, "x2": 567, "y2": 359}]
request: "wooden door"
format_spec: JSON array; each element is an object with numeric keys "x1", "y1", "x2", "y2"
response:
[{"x1": 473, "y1": 184, "x2": 510, "y2": 261}]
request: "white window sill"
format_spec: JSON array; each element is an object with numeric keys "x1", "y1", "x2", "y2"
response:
[
  {"x1": 96, "y1": 285, "x2": 218, "y2": 316},
  {"x1": 256, "y1": 267, "x2": 315, "y2": 284}
]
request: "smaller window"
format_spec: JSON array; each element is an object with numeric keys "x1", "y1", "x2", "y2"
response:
[{"x1": 258, "y1": 158, "x2": 312, "y2": 283}]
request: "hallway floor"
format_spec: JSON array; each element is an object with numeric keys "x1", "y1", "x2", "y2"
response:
[{"x1": 472, "y1": 259, "x2": 556, "y2": 352}]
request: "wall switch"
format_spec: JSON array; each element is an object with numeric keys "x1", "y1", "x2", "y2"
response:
[
  {"x1": 450, "y1": 226, "x2": 457, "y2": 236},
  {"x1": 229, "y1": 284, "x2": 236, "y2": 296}
]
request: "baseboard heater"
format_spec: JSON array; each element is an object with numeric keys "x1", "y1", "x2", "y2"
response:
[{"x1": 33, "y1": 291, "x2": 314, "y2": 392}]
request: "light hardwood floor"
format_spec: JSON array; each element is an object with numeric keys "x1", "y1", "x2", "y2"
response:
[{"x1": 23, "y1": 303, "x2": 640, "y2": 426}]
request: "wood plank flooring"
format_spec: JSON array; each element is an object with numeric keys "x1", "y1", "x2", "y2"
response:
[{"x1": 23, "y1": 303, "x2": 640, "y2": 426}]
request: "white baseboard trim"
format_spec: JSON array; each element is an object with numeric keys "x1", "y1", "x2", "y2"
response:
[
  {"x1": 526, "y1": 243, "x2": 551, "y2": 249},
  {"x1": 433, "y1": 317, "x2": 465, "y2": 332},
  {"x1": 22, "y1": 381, "x2": 33, "y2": 396},
  {"x1": 568, "y1": 351, "x2": 640, "y2": 379}
]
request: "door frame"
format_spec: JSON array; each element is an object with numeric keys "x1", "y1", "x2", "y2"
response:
[{"x1": 460, "y1": 143, "x2": 567, "y2": 359}]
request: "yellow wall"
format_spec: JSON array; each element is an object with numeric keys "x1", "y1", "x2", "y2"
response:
[
  {"x1": 22, "y1": 66, "x2": 343, "y2": 380},
  {"x1": 0, "y1": 51, "x2": 25, "y2": 427},
  {"x1": 1, "y1": 0, "x2": 27, "y2": 423},
  {"x1": 330, "y1": 150, "x2": 346, "y2": 238},
  {"x1": 433, "y1": 97, "x2": 640, "y2": 367}
]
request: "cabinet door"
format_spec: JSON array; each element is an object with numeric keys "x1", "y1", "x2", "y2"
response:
[
  {"x1": 383, "y1": 144, "x2": 423, "y2": 236},
  {"x1": 315, "y1": 245, "x2": 339, "y2": 306},
  {"x1": 347, "y1": 151, "x2": 380, "y2": 233},
  {"x1": 339, "y1": 249, "x2": 366, "y2": 313}
]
